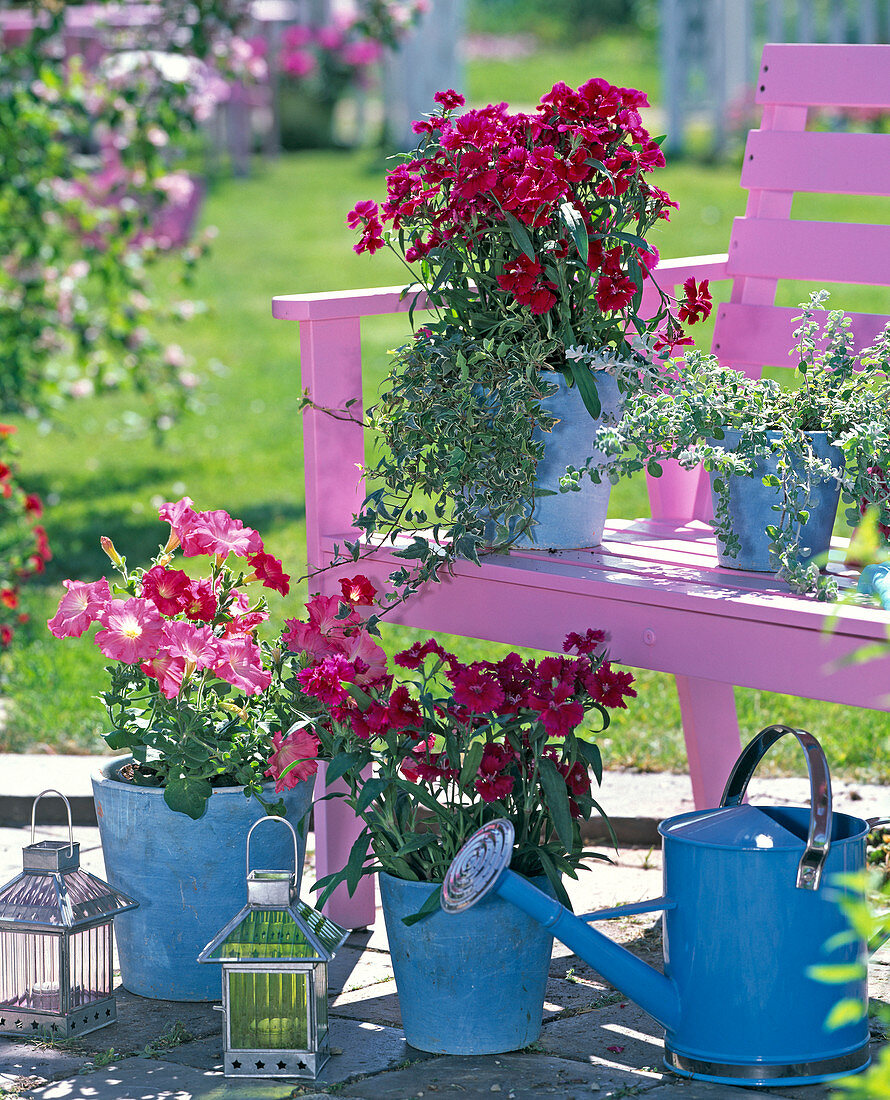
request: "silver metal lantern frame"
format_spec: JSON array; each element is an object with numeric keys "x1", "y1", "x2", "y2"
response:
[
  {"x1": 198, "y1": 815, "x2": 348, "y2": 1079},
  {"x1": 0, "y1": 790, "x2": 137, "y2": 1039}
]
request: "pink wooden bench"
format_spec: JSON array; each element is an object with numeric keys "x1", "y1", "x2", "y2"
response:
[{"x1": 274, "y1": 43, "x2": 890, "y2": 926}]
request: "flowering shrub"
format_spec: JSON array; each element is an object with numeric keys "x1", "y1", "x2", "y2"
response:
[
  {"x1": 0, "y1": 424, "x2": 49, "y2": 652},
  {"x1": 0, "y1": 4, "x2": 253, "y2": 431},
  {"x1": 348, "y1": 81, "x2": 712, "y2": 416},
  {"x1": 277, "y1": 576, "x2": 636, "y2": 915},
  {"x1": 48, "y1": 497, "x2": 318, "y2": 819}
]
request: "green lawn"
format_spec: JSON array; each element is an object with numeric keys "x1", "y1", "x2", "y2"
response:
[{"x1": 4, "y1": 133, "x2": 889, "y2": 782}]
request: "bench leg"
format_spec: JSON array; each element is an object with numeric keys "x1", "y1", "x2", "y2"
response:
[
  {"x1": 313, "y1": 761, "x2": 376, "y2": 928},
  {"x1": 674, "y1": 675, "x2": 743, "y2": 809}
]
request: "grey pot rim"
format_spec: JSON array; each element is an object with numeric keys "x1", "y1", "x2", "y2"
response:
[{"x1": 91, "y1": 754, "x2": 277, "y2": 798}]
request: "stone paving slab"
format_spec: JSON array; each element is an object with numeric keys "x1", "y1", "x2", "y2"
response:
[
  {"x1": 0, "y1": 1041, "x2": 88, "y2": 1089},
  {"x1": 22, "y1": 1055, "x2": 292, "y2": 1099},
  {"x1": 160, "y1": 1018, "x2": 433, "y2": 1085},
  {"x1": 328, "y1": 1051, "x2": 640, "y2": 1099}
]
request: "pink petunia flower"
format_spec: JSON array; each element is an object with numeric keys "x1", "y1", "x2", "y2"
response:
[
  {"x1": 141, "y1": 565, "x2": 191, "y2": 616},
  {"x1": 264, "y1": 728, "x2": 320, "y2": 793},
  {"x1": 95, "y1": 598, "x2": 165, "y2": 665},
  {"x1": 179, "y1": 509, "x2": 263, "y2": 560},
  {"x1": 213, "y1": 636, "x2": 271, "y2": 695},
  {"x1": 338, "y1": 629, "x2": 388, "y2": 687},
  {"x1": 48, "y1": 578, "x2": 111, "y2": 638},
  {"x1": 339, "y1": 574, "x2": 376, "y2": 607},
  {"x1": 140, "y1": 652, "x2": 187, "y2": 699},
  {"x1": 160, "y1": 620, "x2": 220, "y2": 670}
]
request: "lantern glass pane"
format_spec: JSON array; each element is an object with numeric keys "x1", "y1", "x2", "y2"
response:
[
  {"x1": 210, "y1": 910, "x2": 317, "y2": 960},
  {"x1": 315, "y1": 963, "x2": 327, "y2": 1036},
  {"x1": 228, "y1": 970, "x2": 309, "y2": 1050},
  {"x1": 69, "y1": 924, "x2": 111, "y2": 1007},
  {"x1": 0, "y1": 930, "x2": 61, "y2": 1012}
]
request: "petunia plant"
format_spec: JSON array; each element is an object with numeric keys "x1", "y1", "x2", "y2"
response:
[
  {"x1": 48, "y1": 497, "x2": 318, "y2": 819},
  {"x1": 273, "y1": 576, "x2": 636, "y2": 918}
]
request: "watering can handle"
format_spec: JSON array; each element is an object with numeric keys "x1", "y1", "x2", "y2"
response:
[{"x1": 719, "y1": 725, "x2": 832, "y2": 891}]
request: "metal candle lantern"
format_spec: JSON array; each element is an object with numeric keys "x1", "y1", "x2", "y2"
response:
[
  {"x1": 198, "y1": 816, "x2": 347, "y2": 1079},
  {"x1": 0, "y1": 790, "x2": 137, "y2": 1039}
]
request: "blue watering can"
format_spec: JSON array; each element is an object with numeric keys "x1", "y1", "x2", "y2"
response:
[{"x1": 443, "y1": 725, "x2": 886, "y2": 1088}]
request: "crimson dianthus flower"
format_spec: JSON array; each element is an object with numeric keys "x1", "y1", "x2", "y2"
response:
[
  {"x1": 449, "y1": 665, "x2": 505, "y2": 713},
  {"x1": 298, "y1": 654, "x2": 354, "y2": 705},
  {"x1": 386, "y1": 684, "x2": 422, "y2": 732},
  {"x1": 475, "y1": 773, "x2": 514, "y2": 802}
]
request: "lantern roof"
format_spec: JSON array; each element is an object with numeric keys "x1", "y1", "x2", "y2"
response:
[
  {"x1": 0, "y1": 863, "x2": 137, "y2": 931},
  {"x1": 199, "y1": 898, "x2": 348, "y2": 964}
]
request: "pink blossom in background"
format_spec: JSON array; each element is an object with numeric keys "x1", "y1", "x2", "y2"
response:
[
  {"x1": 48, "y1": 578, "x2": 112, "y2": 637},
  {"x1": 281, "y1": 49, "x2": 316, "y2": 78},
  {"x1": 213, "y1": 635, "x2": 271, "y2": 694},
  {"x1": 316, "y1": 24, "x2": 345, "y2": 51},
  {"x1": 264, "y1": 728, "x2": 319, "y2": 792},
  {"x1": 95, "y1": 597, "x2": 165, "y2": 664},
  {"x1": 343, "y1": 39, "x2": 382, "y2": 68},
  {"x1": 282, "y1": 24, "x2": 313, "y2": 49}
]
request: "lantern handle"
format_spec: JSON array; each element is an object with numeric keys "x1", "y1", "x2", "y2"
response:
[
  {"x1": 246, "y1": 815, "x2": 299, "y2": 879},
  {"x1": 30, "y1": 789, "x2": 75, "y2": 856},
  {"x1": 720, "y1": 725, "x2": 831, "y2": 891}
]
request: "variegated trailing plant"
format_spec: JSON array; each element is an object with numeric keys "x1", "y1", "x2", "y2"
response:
[{"x1": 585, "y1": 292, "x2": 890, "y2": 599}]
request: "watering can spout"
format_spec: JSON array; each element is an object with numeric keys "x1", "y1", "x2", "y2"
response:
[{"x1": 442, "y1": 822, "x2": 681, "y2": 1034}]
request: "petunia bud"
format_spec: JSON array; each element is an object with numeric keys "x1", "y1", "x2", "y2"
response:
[{"x1": 100, "y1": 536, "x2": 124, "y2": 567}]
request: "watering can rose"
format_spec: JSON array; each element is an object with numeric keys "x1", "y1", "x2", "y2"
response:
[{"x1": 47, "y1": 498, "x2": 316, "y2": 819}]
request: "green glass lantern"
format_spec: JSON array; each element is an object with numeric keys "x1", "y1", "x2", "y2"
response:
[
  {"x1": 0, "y1": 790, "x2": 137, "y2": 1039},
  {"x1": 198, "y1": 816, "x2": 347, "y2": 1078}
]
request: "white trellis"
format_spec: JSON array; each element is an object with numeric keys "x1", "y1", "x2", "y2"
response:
[
  {"x1": 381, "y1": 0, "x2": 466, "y2": 149},
  {"x1": 661, "y1": 0, "x2": 890, "y2": 153}
]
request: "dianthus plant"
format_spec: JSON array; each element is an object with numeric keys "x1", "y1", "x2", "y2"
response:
[
  {"x1": 348, "y1": 81, "x2": 712, "y2": 418},
  {"x1": 277, "y1": 576, "x2": 636, "y2": 918},
  {"x1": 48, "y1": 497, "x2": 319, "y2": 820}
]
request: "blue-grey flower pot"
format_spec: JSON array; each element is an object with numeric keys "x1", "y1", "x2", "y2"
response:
[
  {"x1": 513, "y1": 370, "x2": 623, "y2": 550},
  {"x1": 379, "y1": 871, "x2": 555, "y2": 1054},
  {"x1": 91, "y1": 757, "x2": 315, "y2": 1001},
  {"x1": 707, "y1": 429, "x2": 844, "y2": 572}
]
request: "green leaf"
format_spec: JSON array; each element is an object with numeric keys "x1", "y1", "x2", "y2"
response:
[
  {"x1": 825, "y1": 998, "x2": 866, "y2": 1031},
  {"x1": 806, "y1": 962, "x2": 867, "y2": 985},
  {"x1": 570, "y1": 366, "x2": 602, "y2": 420},
  {"x1": 558, "y1": 202, "x2": 588, "y2": 262},
  {"x1": 163, "y1": 776, "x2": 212, "y2": 820},
  {"x1": 577, "y1": 740, "x2": 603, "y2": 785},
  {"x1": 539, "y1": 757, "x2": 573, "y2": 852},
  {"x1": 325, "y1": 751, "x2": 364, "y2": 787},
  {"x1": 104, "y1": 729, "x2": 132, "y2": 750},
  {"x1": 357, "y1": 777, "x2": 390, "y2": 815},
  {"x1": 504, "y1": 212, "x2": 536, "y2": 262},
  {"x1": 459, "y1": 740, "x2": 485, "y2": 790},
  {"x1": 401, "y1": 884, "x2": 442, "y2": 926},
  {"x1": 395, "y1": 834, "x2": 438, "y2": 857},
  {"x1": 345, "y1": 830, "x2": 372, "y2": 895}
]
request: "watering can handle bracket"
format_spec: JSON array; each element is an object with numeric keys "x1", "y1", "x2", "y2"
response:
[{"x1": 719, "y1": 725, "x2": 832, "y2": 891}]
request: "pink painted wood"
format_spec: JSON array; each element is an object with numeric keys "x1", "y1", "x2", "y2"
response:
[{"x1": 274, "y1": 43, "x2": 890, "y2": 925}]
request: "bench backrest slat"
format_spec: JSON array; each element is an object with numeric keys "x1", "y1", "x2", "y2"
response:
[{"x1": 741, "y1": 131, "x2": 890, "y2": 197}]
